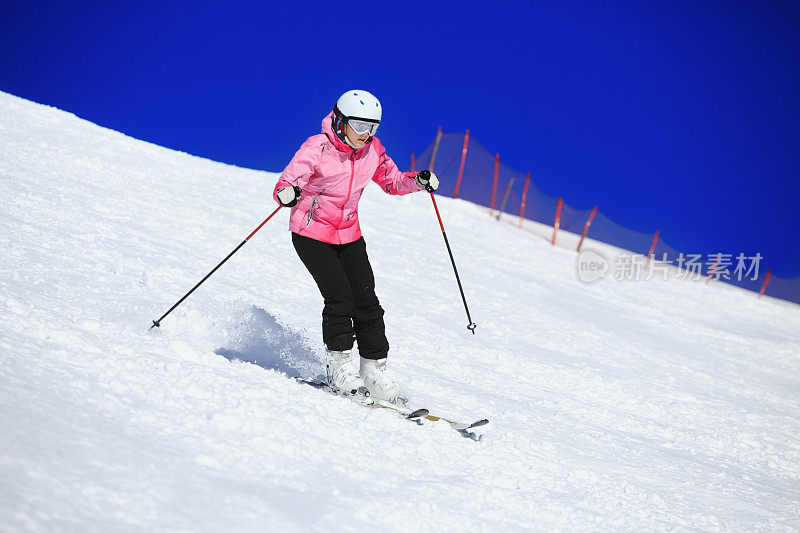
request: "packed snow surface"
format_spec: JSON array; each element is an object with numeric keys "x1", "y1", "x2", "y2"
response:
[{"x1": 1, "y1": 91, "x2": 800, "y2": 531}]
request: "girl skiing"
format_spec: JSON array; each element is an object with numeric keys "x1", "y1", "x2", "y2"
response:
[{"x1": 273, "y1": 90, "x2": 439, "y2": 401}]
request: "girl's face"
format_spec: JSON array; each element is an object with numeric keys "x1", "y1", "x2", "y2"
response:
[{"x1": 345, "y1": 123, "x2": 369, "y2": 148}]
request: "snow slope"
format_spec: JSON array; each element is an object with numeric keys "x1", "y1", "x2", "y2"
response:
[{"x1": 1, "y1": 91, "x2": 799, "y2": 531}]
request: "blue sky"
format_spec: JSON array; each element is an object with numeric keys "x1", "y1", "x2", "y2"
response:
[{"x1": 2, "y1": 1, "x2": 798, "y2": 277}]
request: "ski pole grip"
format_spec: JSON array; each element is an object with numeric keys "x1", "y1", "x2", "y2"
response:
[{"x1": 417, "y1": 170, "x2": 436, "y2": 193}]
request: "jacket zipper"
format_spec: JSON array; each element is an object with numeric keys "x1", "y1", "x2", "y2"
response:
[{"x1": 339, "y1": 152, "x2": 355, "y2": 244}]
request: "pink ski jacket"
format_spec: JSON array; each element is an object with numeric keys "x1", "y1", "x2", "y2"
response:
[{"x1": 273, "y1": 112, "x2": 423, "y2": 245}]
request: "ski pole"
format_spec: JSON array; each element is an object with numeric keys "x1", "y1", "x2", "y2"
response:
[
  {"x1": 421, "y1": 171, "x2": 477, "y2": 334},
  {"x1": 151, "y1": 205, "x2": 283, "y2": 329}
]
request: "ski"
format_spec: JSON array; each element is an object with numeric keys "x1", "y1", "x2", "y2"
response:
[
  {"x1": 295, "y1": 377, "x2": 488, "y2": 438},
  {"x1": 377, "y1": 402, "x2": 489, "y2": 440}
]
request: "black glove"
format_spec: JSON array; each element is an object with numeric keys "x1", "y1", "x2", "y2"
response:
[
  {"x1": 415, "y1": 170, "x2": 439, "y2": 192},
  {"x1": 276, "y1": 185, "x2": 302, "y2": 207}
]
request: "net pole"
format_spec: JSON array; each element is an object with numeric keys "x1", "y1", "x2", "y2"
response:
[
  {"x1": 496, "y1": 177, "x2": 515, "y2": 221},
  {"x1": 758, "y1": 270, "x2": 772, "y2": 298},
  {"x1": 705, "y1": 253, "x2": 721, "y2": 284},
  {"x1": 489, "y1": 153, "x2": 499, "y2": 215},
  {"x1": 577, "y1": 206, "x2": 598, "y2": 252},
  {"x1": 518, "y1": 173, "x2": 531, "y2": 228},
  {"x1": 644, "y1": 231, "x2": 660, "y2": 270},
  {"x1": 453, "y1": 130, "x2": 470, "y2": 199},
  {"x1": 551, "y1": 198, "x2": 563, "y2": 245}
]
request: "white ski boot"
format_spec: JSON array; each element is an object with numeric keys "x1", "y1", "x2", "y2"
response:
[
  {"x1": 360, "y1": 357, "x2": 400, "y2": 402},
  {"x1": 325, "y1": 349, "x2": 365, "y2": 395}
]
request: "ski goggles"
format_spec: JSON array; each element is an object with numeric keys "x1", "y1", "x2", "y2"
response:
[{"x1": 347, "y1": 118, "x2": 380, "y2": 136}]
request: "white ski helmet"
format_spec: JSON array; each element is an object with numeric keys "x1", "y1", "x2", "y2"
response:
[{"x1": 333, "y1": 90, "x2": 381, "y2": 138}]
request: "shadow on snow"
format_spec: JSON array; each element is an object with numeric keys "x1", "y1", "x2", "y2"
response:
[{"x1": 215, "y1": 306, "x2": 323, "y2": 381}]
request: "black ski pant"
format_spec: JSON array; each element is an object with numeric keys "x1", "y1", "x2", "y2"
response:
[{"x1": 292, "y1": 232, "x2": 389, "y2": 360}]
